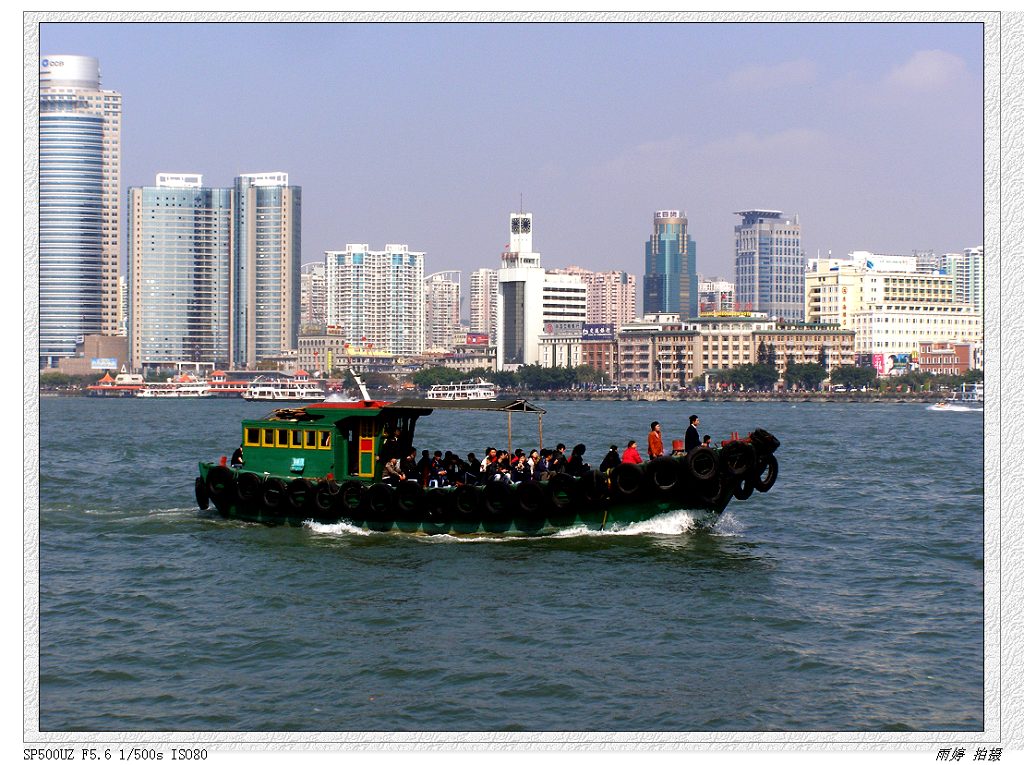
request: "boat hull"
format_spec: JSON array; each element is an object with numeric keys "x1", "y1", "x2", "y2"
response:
[{"x1": 197, "y1": 438, "x2": 779, "y2": 536}]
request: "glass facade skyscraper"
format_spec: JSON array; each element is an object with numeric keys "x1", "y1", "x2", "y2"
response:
[
  {"x1": 232, "y1": 173, "x2": 302, "y2": 367},
  {"x1": 642, "y1": 210, "x2": 697, "y2": 318},
  {"x1": 39, "y1": 55, "x2": 122, "y2": 367},
  {"x1": 734, "y1": 210, "x2": 805, "y2": 321},
  {"x1": 128, "y1": 175, "x2": 232, "y2": 370}
]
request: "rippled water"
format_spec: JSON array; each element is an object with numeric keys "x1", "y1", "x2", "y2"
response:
[{"x1": 35, "y1": 397, "x2": 983, "y2": 732}]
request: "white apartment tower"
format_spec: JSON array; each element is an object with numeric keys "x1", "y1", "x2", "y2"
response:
[
  {"x1": 548, "y1": 266, "x2": 637, "y2": 329},
  {"x1": 943, "y1": 246, "x2": 984, "y2": 315},
  {"x1": 470, "y1": 268, "x2": 499, "y2": 340},
  {"x1": 300, "y1": 261, "x2": 328, "y2": 327},
  {"x1": 325, "y1": 244, "x2": 425, "y2": 356},
  {"x1": 39, "y1": 54, "x2": 122, "y2": 366},
  {"x1": 424, "y1": 271, "x2": 462, "y2": 353}
]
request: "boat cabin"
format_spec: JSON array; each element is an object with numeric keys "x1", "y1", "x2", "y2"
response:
[{"x1": 237, "y1": 398, "x2": 546, "y2": 483}]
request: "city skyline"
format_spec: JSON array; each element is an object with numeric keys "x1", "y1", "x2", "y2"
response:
[{"x1": 37, "y1": 19, "x2": 983, "y2": 280}]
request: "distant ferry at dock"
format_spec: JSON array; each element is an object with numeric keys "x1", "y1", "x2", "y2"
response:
[
  {"x1": 85, "y1": 370, "x2": 146, "y2": 397},
  {"x1": 426, "y1": 378, "x2": 497, "y2": 401},
  {"x1": 136, "y1": 374, "x2": 213, "y2": 399},
  {"x1": 242, "y1": 371, "x2": 326, "y2": 403}
]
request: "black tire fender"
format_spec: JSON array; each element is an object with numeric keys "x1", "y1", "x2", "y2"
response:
[
  {"x1": 687, "y1": 448, "x2": 718, "y2": 483},
  {"x1": 514, "y1": 481, "x2": 547, "y2": 519},
  {"x1": 314, "y1": 479, "x2": 340, "y2": 512},
  {"x1": 451, "y1": 485, "x2": 483, "y2": 522},
  {"x1": 206, "y1": 465, "x2": 235, "y2": 500},
  {"x1": 579, "y1": 469, "x2": 610, "y2": 504},
  {"x1": 610, "y1": 463, "x2": 645, "y2": 499},
  {"x1": 482, "y1": 480, "x2": 513, "y2": 519},
  {"x1": 733, "y1": 476, "x2": 756, "y2": 500},
  {"x1": 647, "y1": 456, "x2": 682, "y2": 493},
  {"x1": 545, "y1": 473, "x2": 580, "y2": 510},
  {"x1": 364, "y1": 483, "x2": 395, "y2": 519},
  {"x1": 395, "y1": 480, "x2": 424, "y2": 514},
  {"x1": 287, "y1": 478, "x2": 313, "y2": 510},
  {"x1": 720, "y1": 441, "x2": 757, "y2": 479},
  {"x1": 236, "y1": 471, "x2": 263, "y2": 503},
  {"x1": 262, "y1": 477, "x2": 287, "y2": 509},
  {"x1": 194, "y1": 476, "x2": 209, "y2": 510},
  {"x1": 421, "y1": 488, "x2": 451, "y2": 524},
  {"x1": 753, "y1": 453, "x2": 779, "y2": 493}
]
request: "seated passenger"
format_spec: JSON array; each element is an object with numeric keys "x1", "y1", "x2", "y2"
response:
[
  {"x1": 382, "y1": 457, "x2": 404, "y2": 486},
  {"x1": 621, "y1": 440, "x2": 643, "y2": 464},
  {"x1": 599, "y1": 445, "x2": 620, "y2": 473},
  {"x1": 567, "y1": 444, "x2": 590, "y2": 476},
  {"x1": 428, "y1": 450, "x2": 448, "y2": 487}
]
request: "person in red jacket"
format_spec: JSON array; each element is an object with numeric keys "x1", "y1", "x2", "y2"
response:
[
  {"x1": 647, "y1": 421, "x2": 664, "y2": 460},
  {"x1": 621, "y1": 440, "x2": 643, "y2": 464}
]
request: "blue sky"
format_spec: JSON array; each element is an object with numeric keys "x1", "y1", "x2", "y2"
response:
[{"x1": 37, "y1": 20, "x2": 983, "y2": 280}]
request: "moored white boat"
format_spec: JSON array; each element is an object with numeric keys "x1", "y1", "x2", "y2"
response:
[
  {"x1": 242, "y1": 376, "x2": 326, "y2": 402},
  {"x1": 137, "y1": 378, "x2": 212, "y2": 398},
  {"x1": 427, "y1": 378, "x2": 497, "y2": 401}
]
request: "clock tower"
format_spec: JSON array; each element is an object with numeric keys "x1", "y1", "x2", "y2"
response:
[{"x1": 509, "y1": 212, "x2": 534, "y2": 257}]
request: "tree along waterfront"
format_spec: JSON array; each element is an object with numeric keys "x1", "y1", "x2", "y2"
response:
[{"x1": 42, "y1": 363, "x2": 983, "y2": 399}]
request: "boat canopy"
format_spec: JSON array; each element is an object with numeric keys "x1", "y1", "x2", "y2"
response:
[
  {"x1": 385, "y1": 398, "x2": 546, "y2": 414},
  {"x1": 386, "y1": 398, "x2": 547, "y2": 453}
]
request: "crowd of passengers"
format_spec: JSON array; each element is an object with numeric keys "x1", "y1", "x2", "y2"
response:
[
  {"x1": 376, "y1": 414, "x2": 715, "y2": 489},
  {"x1": 379, "y1": 442, "x2": 600, "y2": 488}
]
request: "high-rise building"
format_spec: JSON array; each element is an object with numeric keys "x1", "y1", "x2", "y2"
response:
[
  {"x1": 424, "y1": 271, "x2": 461, "y2": 352},
  {"x1": 300, "y1": 261, "x2": 327, "y2": 327},
  {"x1": 469, "y1": 268, "x2": 499, "y2": 341},
  {"x1": 734, "y1": 209, "x2": 804, "y2": 321},
  {"x1": 127, "y1": 174, "x2": 232, "y2": 371},
  {"x1": 943, "y1": 246, "x2": 984, "y2": 315},
  {"x1": 804, "y1": 251, "x2": 982, "y2": 373},
  {"x1": 232, "y1": 172, "x2": 302, "y2": 368},
  {"x1": 39, "y1": 54, "x2": 122, "y2": 367},
  {"x1": 325, "y1": 244, "x2": 425, "y2": 356},
  {"x1": 698, "y1": 277, "x2": 735, "y2": 314},
  {"x1": 643, "y1": 210, "x2": 697, "y2": 318},
  {"x1": 548, "y1": 266, "x2": 637, "y2": 329},
  {"x1": 495, "y1": 213, "x2": 587, "y2": 370}
]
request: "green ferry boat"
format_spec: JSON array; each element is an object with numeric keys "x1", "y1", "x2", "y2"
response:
[{"x1": 194, "y1": 395, "x2": 780, "y2": 535}]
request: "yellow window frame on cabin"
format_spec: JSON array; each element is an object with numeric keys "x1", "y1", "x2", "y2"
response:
[
  {"x1": 304, "y1": 430, "x2": 317, "y2": 449},
  {"x1": 244, "y1": 427, "x2": 261, "y2": 447},
  {"x1": 290, "y1": 430, "x2": 303, "y2": 448},
  {"x1": 276, "y1": 429, "x2": 289, "y2": 447},
  {"x1": 262, "y1": 428, "x2": 276, "y2": 447},
  {"x1": 318, "y1": 430, "x2": 331, "y2": 449}
]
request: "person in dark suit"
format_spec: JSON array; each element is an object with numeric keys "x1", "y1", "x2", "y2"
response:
[{"x1": 684, "y1": 414, "x2": 701, "y2": 453}]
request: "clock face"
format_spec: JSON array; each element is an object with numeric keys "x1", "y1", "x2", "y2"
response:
[
  {"x1": 511, "y1": 218, "x2": 521, "y2": 234},
  {"x1": 520, "y1": 217, "x2": 531, "y2": 233}
]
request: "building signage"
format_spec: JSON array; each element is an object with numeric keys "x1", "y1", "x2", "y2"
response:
[
  {"x1": 465, "y1": 332, "x2": 489, "y2": 345},
  {"x1": 91, "y1": 358, "x2": 118, "y2": 370},
  {"x1": 582, "y1": 323, "x2": 614, "y2": 341},
  {"x1": 542, "y1": 321, "x2": 584, "y2": 337},
  {"x1": 873, "y1": 352, "x2": 912, "y2": 376}
]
